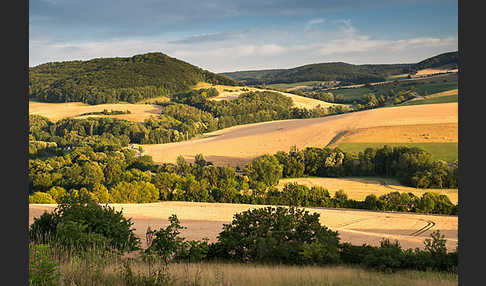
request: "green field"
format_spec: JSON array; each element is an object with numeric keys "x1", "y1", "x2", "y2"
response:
[
  {"x1": 400, "y1": 94, "x2": 458, "y2": 106},
  {"x1": 329, "y1": 75, "x2": 458, "y2": 103},
  {"x1": 337, "y1": 142, "x2": 458, "y2": 162},
  {"x1": 266, "y1": 81, "x2": 323, "y2": 90}
]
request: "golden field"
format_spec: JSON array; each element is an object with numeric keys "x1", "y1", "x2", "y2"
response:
[
  {"x1": 328, "y1": 122, "x2": 458, "y2": 146},
  {"x1": 193, "y1": 82, "x2": 347, "y2": 110},
  {"x1": 277, "y1": 177, "x2": 458, "y2": 204},
  {"x1": 30, "y1": 201, "x2": 458, "y2": 251},
  {"x1": 141, "y1": 103, "x2": 458, "y2": 167},
  {"x1": 29, "y1": 101, "x2": 163, "y2": 122}
]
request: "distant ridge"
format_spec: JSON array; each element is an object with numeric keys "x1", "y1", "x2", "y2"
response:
[
  {"x1": 221, "y1": 51, "x2": 458, "y2": 85},
  {"x1": 29, "y1": 52, "x2": 240, "y2": 104}
]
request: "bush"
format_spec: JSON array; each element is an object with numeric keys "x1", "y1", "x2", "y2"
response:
[
  {"x1": 213, "y1": 206, "x2": 340, "y2": 264},
  {"x1": 29, "y1": 244, "x2": 60, "y2": 286},
  {"x1": 29, "y1": 192, "x2": 56, "y2": 204},
  {"x1": 29, "y1": 194, "x2": 140, "y2": 253}
]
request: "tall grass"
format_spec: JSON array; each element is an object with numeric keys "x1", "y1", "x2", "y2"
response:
[{"x1": 30, "y1": 241, "x2": 457, "y2": 286}]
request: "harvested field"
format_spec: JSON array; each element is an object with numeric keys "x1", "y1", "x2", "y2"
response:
[
  {"x1": 277, "y1": 177, "x2": 458, "y2": 204},
  {"x1": 29, "y1": 201, "x2": 458, "y2": 250},
  {"x1": 193, "y1": 82, "x2": 346, "y2": 110},
  {"x1": 329, "y1": 123, "x2": 458, "y2": 146},
  {"x1": 142, "y1": 103, "x2": 458, "y2": 168},
  {"x1": 29, "y1": 101, "x2": 162, "y2": 122},
  {"x1": 414, "y1": 68, "x2": 458, "y2": 76}
]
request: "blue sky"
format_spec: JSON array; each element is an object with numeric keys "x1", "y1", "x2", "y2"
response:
[{"x1": 29, "y1": 0, "x2": 458, "y2": 72}]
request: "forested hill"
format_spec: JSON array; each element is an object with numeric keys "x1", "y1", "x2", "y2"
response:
[
  {"x1": 220, "y1": 51, "x2": 458, "y2": 85},
  {"x1": 29, "y1": 52, "x2": 240, "y2": 105},
  {"x1": 411, "y1": 51, "x2": 458, "y2": 72}
]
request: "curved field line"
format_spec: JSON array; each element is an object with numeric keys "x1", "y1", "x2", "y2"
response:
[{"x1": 409, "y1": 220, "x2": 436, "y2": 236}]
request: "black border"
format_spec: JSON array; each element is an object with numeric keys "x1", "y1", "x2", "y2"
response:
[
  {"x1": 4, "y1": 0, "x2": 29, "y2": 284},
  {"x1": 458, "y1": 0, "x2": 482, "y2": 285},
  {"x1": 12, "y1": 0, "x2": 481, "y2": 284}
]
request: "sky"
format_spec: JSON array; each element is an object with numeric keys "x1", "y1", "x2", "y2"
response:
[{"x1": 29, "y1": 0, "x2": 458, "y2": 73}]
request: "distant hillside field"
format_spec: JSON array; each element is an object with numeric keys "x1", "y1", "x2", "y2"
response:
[
  {"x1": 141, "y1": 103, "x2": 458, "y2": 167},
  {"x1": 29, "y1": 101, "x2": 163, "y2": 122},
  {"x1": 193, "y1": 82, "x2": 348, "y2": 109},
  {"x1": 29, "y1": 52, "x2": 239, "y2": 105},
  {"x1": 277, "y1": 177, "x2": 458, "y2": 204}
]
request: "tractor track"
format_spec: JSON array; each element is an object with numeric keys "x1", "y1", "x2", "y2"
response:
[{"x1": 410, "y1": 220, "x2": 435, "y2": 236}]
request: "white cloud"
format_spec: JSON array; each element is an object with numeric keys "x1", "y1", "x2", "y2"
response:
[{"x1": 29, "y1": 19, "x2": 457, "y2": 72}]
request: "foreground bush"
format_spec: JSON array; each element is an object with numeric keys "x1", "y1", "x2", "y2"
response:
[
  {"x1": 29, "y1": 193, "x2": 140, "y2": 253},
  {"x1": 211, "y1": 206, "x2": 340, "y2": 264}
]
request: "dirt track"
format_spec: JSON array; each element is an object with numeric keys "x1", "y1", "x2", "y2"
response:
[
  {"x1": 142, "y1": 103, "x2": 458, "y2": 167},
  {"x1": 29, "y1": 202, "x2": 458, "y2": 250}
]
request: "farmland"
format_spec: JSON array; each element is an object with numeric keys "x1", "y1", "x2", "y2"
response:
[
  {"x1": 29, "y1": 201, "x2": 458, "y2": 251},
  {"x1": 141, "y1": 103, "x2": 458, "y2": 167},
  {"x1": 193, "y1": 82, "x2": 347, "y2": 110},
  {"x1": 277, "y1": 177, "x2": 458, "y2": 204},
  {"x1": 29, "y1": 101, "x2": 163, "y2": 123}
]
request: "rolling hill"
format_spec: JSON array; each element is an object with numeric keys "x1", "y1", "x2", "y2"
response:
[
  {"x1": 221, "y1": 51, "x2": 458, "y2": 85},
  {"x1": 29, "y1": 52, "x2": 240, "y2": 105}
]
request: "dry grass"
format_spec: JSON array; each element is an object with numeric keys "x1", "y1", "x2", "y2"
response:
[
  {"x1": 329, "y1": 123, "x2": 458, "y2": 145},
  {"x1": 60, "y1": 260, "x2": 458, "y2": 286},
  {"x1": 141, "y1": 103, "x2": 458, "y2": 167},
  {"x1": 29, "y1": 201, "x2": 458, "y2": 251},
  {"x1": 29, "y1": 101, "x2": 163, "y2": 122},
  {"x1": 278, "y1": 177, "x2": 458, "y2": 204},
  {"x1": 193, "y1": 82, "x2": 347, "y2": 109}
]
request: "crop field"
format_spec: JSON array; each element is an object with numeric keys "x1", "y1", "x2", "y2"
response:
[
  {"x1": 337, "y1": 142, "x2": 458, "y2": 162},
  {"x1": 193, "y1": 82, "x2": 346, "y2": 110},
  {"x1": 329, "y1": 123, "x2": 458, "y2": 145},
  {"x1": 277, "y1": 177, "x2": 458, "y2": 204},
  {"x1": 414, "y1": 68, "x2": 458, "y2": 76},
  {"x1": 141, "y1": 103, "x2": 458, "y2": 168},
  {"x1": 29, "y1": 201, "x2": 458, "y2": 251},
  {"x1": 29, "y1": 101, "x2": 163, "y2": 122}
]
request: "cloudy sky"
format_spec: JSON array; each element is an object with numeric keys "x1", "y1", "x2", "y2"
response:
[{"x1": 29, "y1": 0, "x2": 458, "y2": 73}]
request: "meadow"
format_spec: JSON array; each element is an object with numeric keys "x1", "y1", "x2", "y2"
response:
[{"x1": 337, "y1": 143, "x2": 458, "y2": 162}]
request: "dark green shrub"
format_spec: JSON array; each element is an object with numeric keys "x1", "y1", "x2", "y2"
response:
[
  {"x1": 213, "y1": 206, "x2": 340, "y2": 264},
  {"x1": 29, "y1": 194, "x2": 140, "y2": 253}
]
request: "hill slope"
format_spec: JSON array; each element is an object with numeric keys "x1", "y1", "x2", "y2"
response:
[
  {"x1": 221, "y1": 51, "x2": 458, "y2": 85},
  {"x1": 29, "y1": 52, "x2": 239, "y2": 104},
  {"x1": 411, "y1": 51, "x2": 458, "y2": 72}
]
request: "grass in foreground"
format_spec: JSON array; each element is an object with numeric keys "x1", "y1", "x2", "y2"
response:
[
  {"x1": 337, "y1": 142, "x2": 458, "y2": 162},
  {"x1": 60, "y1": 259, "x2": 458, "y2": 286}
]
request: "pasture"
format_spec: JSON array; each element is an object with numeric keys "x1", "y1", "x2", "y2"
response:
[
  {"x1": 141, "y1": 103, "x2": 458, "y2": 167},
  {"x1": 29, "y1": 201, "x2": 458, "y2": 251}
]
